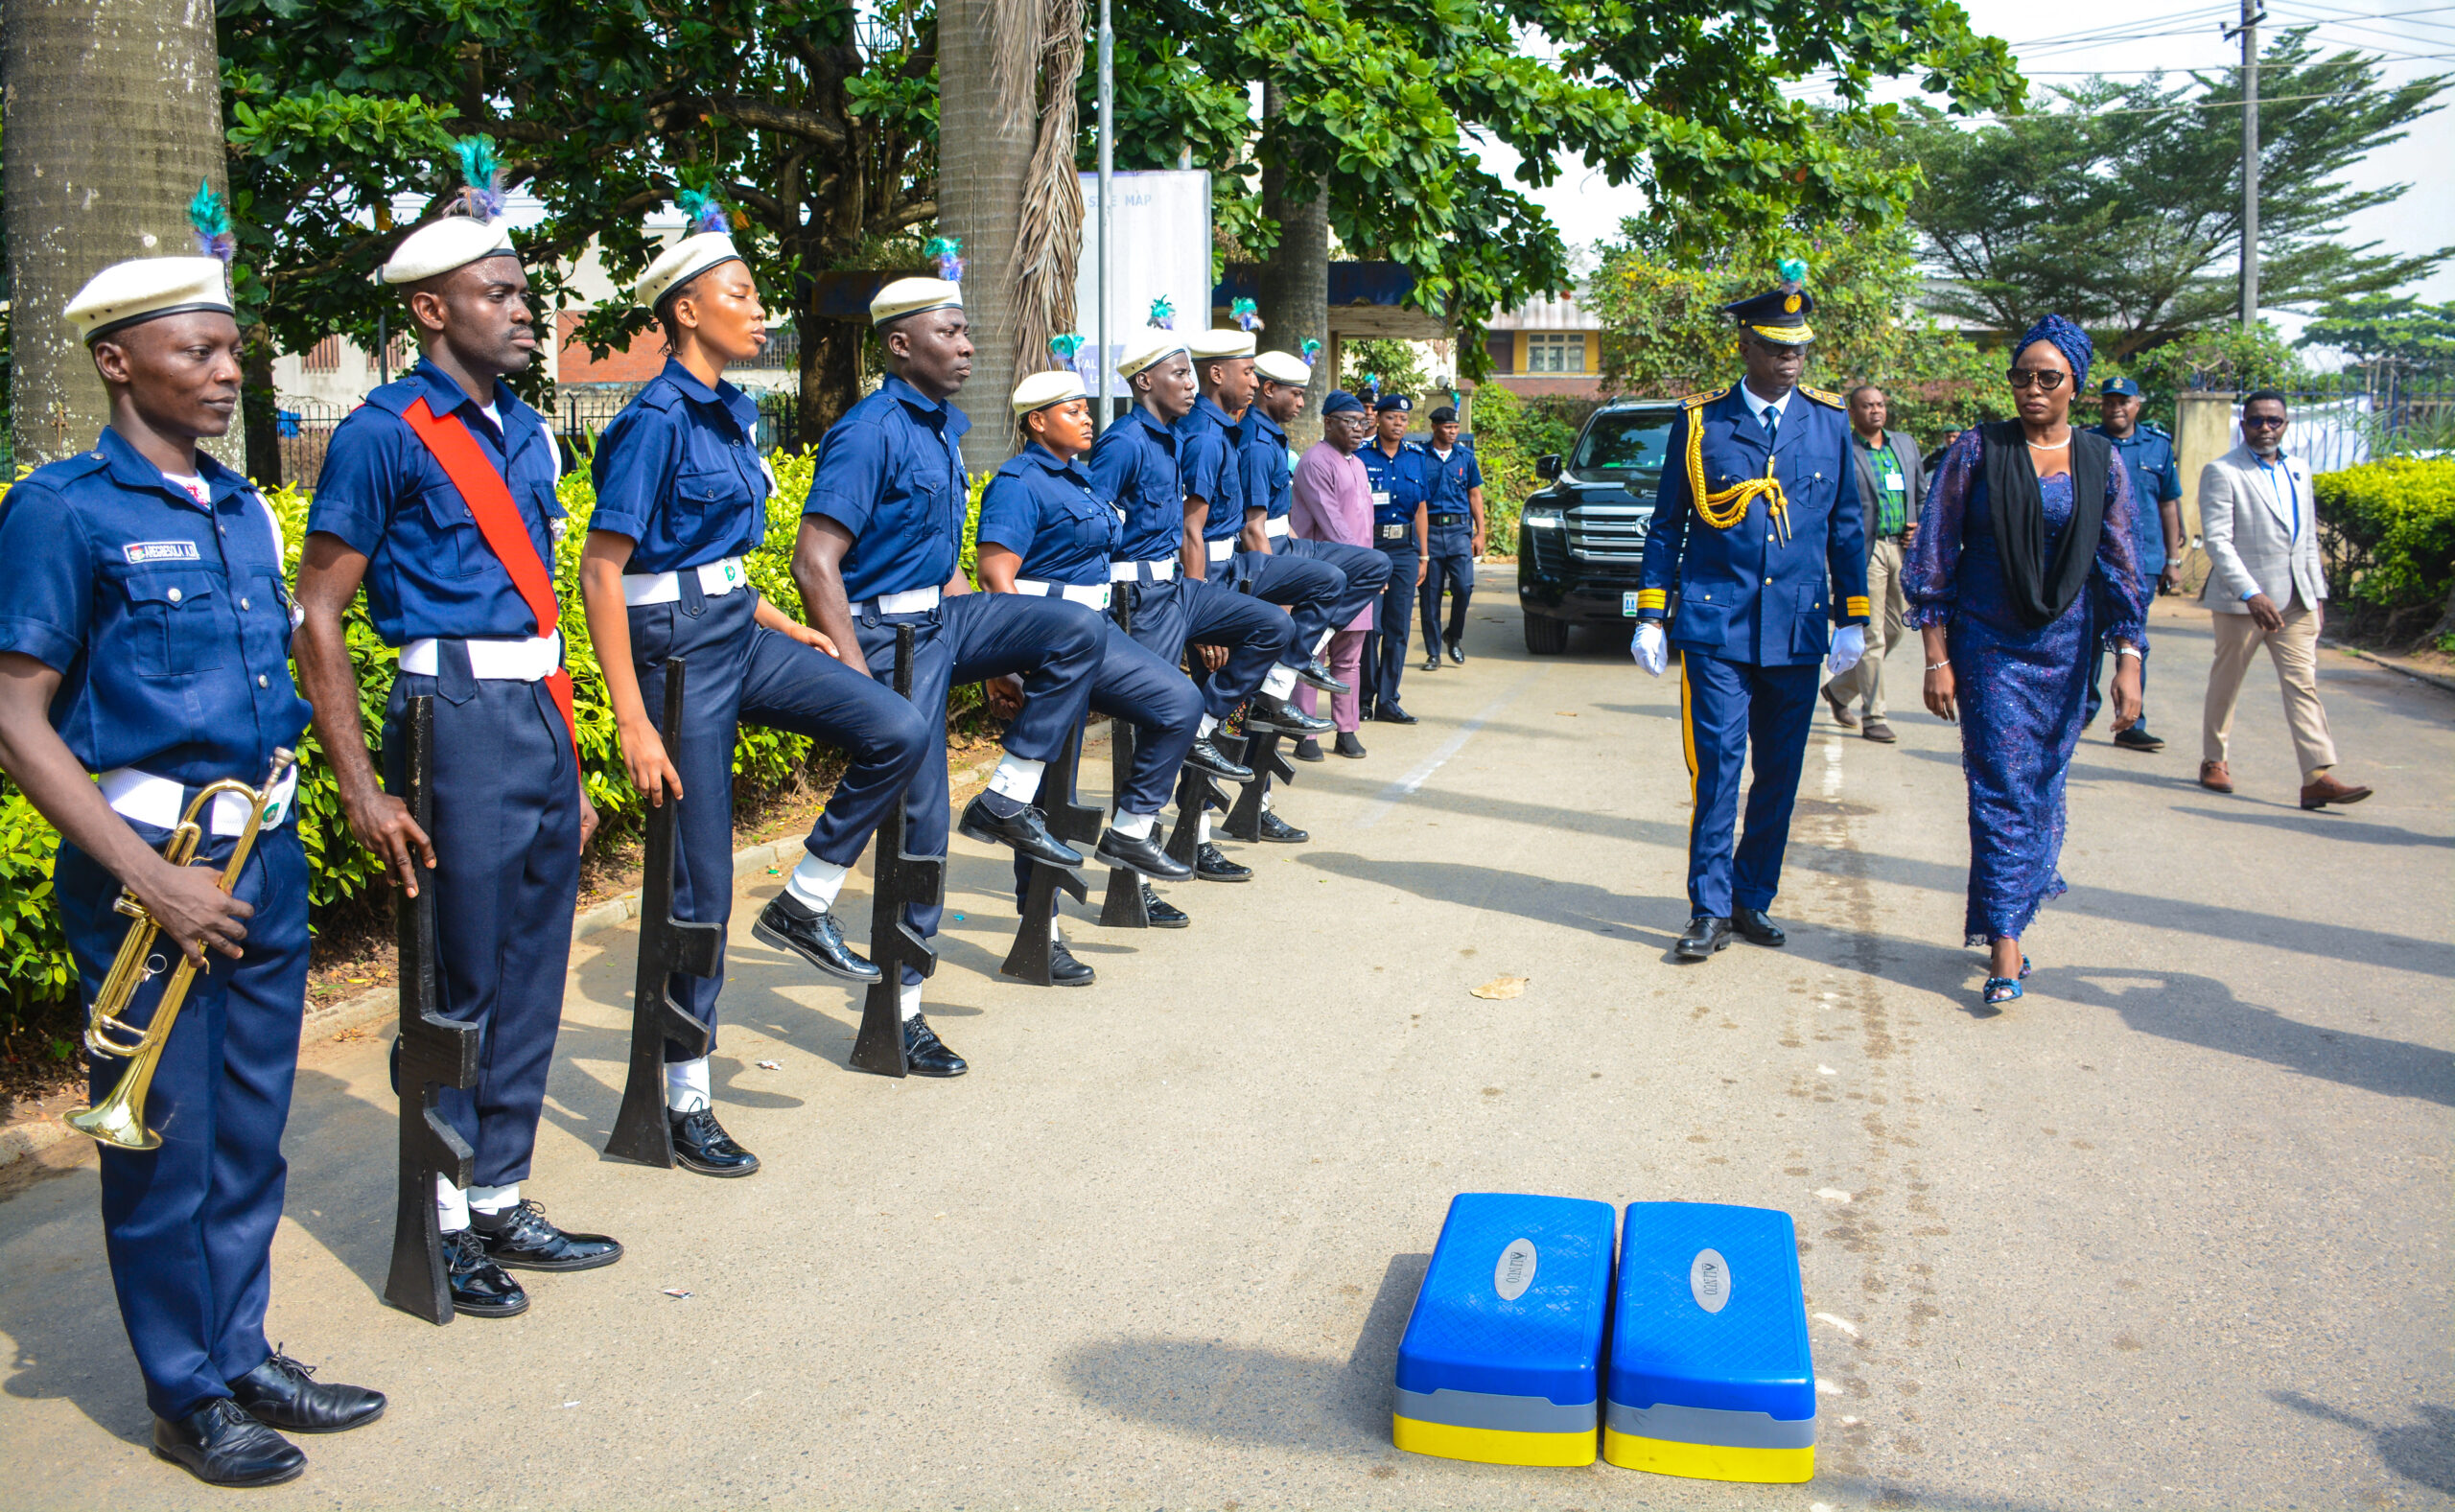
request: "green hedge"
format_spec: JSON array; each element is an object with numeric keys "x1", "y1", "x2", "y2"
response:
[
  {"x1": 2313, "y1": 456, "x2": 2455, "y2": 650},
  {"x1": 0, "y1": 449, "x2": 993, "y2": 1049}
]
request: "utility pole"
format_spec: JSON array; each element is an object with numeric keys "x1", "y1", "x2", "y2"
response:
[
  {"x1": 2228, "y1": 0, "x2": 2265, "y2": 327},
  {"x1": 1095, "y1": 0, "x2": 1113, "y2": 431}
]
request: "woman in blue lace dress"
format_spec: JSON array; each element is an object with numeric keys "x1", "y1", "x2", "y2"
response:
[{"x1": 1902, "y1": 315, "x2": 2150, "y2": 1006}]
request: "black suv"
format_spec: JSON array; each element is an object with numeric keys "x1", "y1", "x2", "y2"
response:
[{"x1": 1515, "y1": 399, "x2": 1680, "y2": 653}]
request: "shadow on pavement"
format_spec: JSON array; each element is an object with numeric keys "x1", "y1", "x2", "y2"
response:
[
  {"x1": 2173, "y1": 804, "x2": 2455, "y2": 848},
  {"x1": 2270, "y1": 1391, "x2": 2455, "y2": 1495},
  {"x1": 1293, "y1": 852, "x2": 1685, "y2": 948}
]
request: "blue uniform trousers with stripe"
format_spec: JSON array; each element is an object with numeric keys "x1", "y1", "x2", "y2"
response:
[
  {"x1": 57, "y1": 823, "x2": 310, "y2": 1422},
  {"x1": 630, "y1": 582, "x2": 931, "y2": 1059},
  {"x1": 1677, "y1": 651, "x2": 1818, "y2": 918}
]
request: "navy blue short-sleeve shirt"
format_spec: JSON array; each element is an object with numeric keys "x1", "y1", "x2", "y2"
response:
[
  {"x1": 590, "y1": 358, "x2": 771, "y2": 574},
  {"x1": 800, "y1": 373, "x2": 971, "y2": 603},
  {"x1": 1086, "y1": 407, "x2": 1185, "y2": 565},
  {"x1": 975, "y1": 442, "x2": 1123, "y2": 587}
]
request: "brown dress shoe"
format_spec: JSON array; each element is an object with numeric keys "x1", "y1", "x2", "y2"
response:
[
  {"x1": 1861, "y1": 719, "x2": 1897, "y2": 743},
  {"x1": 1821, "y1": 684, "x2": 1859, "y2": 729},
  {"x1": 2301, "y1": 772, "x2": 2373, "y2": 810},
  {"x1": 2198, "y1": 760, "x2": 2233, "y2": 793}
]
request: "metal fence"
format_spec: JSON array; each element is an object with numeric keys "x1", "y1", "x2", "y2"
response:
[{"x1": 2178, "y1": 368, "x2": 2455, "y2": 472}]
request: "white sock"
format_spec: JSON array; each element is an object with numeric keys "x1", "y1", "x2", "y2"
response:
[
  {"x1": 666, "y1": 1056, "x2": 711, "y2": 1113},
  {"x1": 1262, "y1": 664, "x2": 1298, "y2": 700},
  {"x1": 1114, "y1": 809, "x2": 1157, "y2": 840},
  {"x1": 899, "y1": 982, "x2": 923, "y2": 1023},
  {"x1": 1050, "y1": 917, "x2": 1064, "y2": 942},
  {"x1": 987, "y1": 753, "x2": 1046, "y2": 802},
  {"x1": 1260, "y1": 789, "x2": 1274, "y2": 812},
  {"x1": 1198, "y1": 713, "x2": 1219, "y2": 738},
  {"x1": 787, "y1": 853, "x2": 849, "y2": 912},
  {"x1": 469, "y1": 1182, "x2": 520, "y2": 1217},
  {"x1": 1198, "y1": 814, "x2": 1212, "y2": 844},
  {"x1": 1312, "y1": 628, "x2": 1334, "y2": 656},
  {"x1": 434, "y1": 1177, "x2": 471, "y2": 1234}
]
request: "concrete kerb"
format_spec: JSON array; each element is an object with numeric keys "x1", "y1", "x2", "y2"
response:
[
  {"x1": 2322, "y1": 638, "x2": 2455, "y2": 697},
  {"x1": 0, "y1": 731, "x2": 1088, "y2": 1174}
]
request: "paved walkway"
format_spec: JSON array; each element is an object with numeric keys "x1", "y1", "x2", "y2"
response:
[{"x1": 1, "y1": 575, "x2": 2448, "y2": 1509}]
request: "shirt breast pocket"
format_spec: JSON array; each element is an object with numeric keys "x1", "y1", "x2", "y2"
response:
[
  {"x1": 120, "y1": 570, "x2": 227, "y2": 678},
  {"x1": 673, "y1": 465, "x2": 751, "y2": 524},
  {"x1": 420, "y1": 484, "x2": 487, "y2": 578}
]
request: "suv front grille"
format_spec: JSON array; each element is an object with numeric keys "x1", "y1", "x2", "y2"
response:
[{"x1": 1567, "y1": 503, "x2": 1647, "y2": 563}]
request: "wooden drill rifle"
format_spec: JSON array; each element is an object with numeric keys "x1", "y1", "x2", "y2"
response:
[
  {"x1": 851, "y1": 625, "x2": 944, "y2": 1077},
  {"x1": 998, "y1": 713, "x2": 1098, "y2": 984}
]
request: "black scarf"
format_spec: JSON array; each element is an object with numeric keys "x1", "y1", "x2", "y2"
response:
[{"x1": 1979, "y1": 420, "x2": 2112, "y2": 629}]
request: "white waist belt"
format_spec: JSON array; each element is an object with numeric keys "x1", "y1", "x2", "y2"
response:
[
  {"x1": 862, "y1": 586, "x2": 942, "y2": 616},
  {"x1": 1265, "y1": 517, "x2": 1291, "y2": 539},
  {"x1": 1108, "y1": 558, "x2": 1178, "y2": 583},
  {"x1": 1015, "y1": 579, "x2": 1113, "y2": 611},
  {"x1": 100, "y1": 763, "x2": 300, "y2": 837},
  {"x1": 1204, "y1": 537, "x2": 1235, "y2": 564},
  {"x1": 622, "y1": 556, "x2": 749, "y2": 607},
  {"x1": 400, "y1": 631, "x2": 563, "y2": 682}
]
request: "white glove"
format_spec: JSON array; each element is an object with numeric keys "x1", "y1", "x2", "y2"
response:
[
  {"x1": 1826, "y1": 623, "x2": 1866, "y2": 676},
  {"x1": 1631, "y1": 621, "x2": 1668, "y2": 676}
]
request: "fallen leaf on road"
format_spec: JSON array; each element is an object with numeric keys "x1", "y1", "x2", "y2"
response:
[
  {"x1": 663, "y1": 1288, "x2": 693, "y2": 1300},
  {"x1": 756, "y1": 1059, "x2": 781, "y2": 1070},
  {"x1": 1470, "y1": 975, "x2": 1530, "y2": 1000},
  {"x1": 1815, "y1": 1187, "x2": 1853, "y2": 1203}
]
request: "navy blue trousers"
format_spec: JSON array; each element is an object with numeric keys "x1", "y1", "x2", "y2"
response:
[
  {"x1": 1368, "y1": 542, "x2": 1420, "y2": 707},
  {"x1": 1271, "y1": 536, "x2": 1391, "y2": 640},
  {"x1": 1677, "y1": 651, "x2": 1818, "y2": 918},
  {"x1": 849, "y1": 591, "x2": 1105, "y2": 980},
  {"x1": 1209, "y1": 548, "x2": 1344, "y2": 664},
  {"x1": 1419, "y1": 549, "x2": 1474, "y2": 649},
  {"x1": 631, "y1": 585, "x2": 930, "y2": 1059},
  {"x1": 383, "y1": 657, "x2": 579, "y2": 1188},
  {"x1": 1123, "y1": 574, "x2": 1294, "y2": 720},
  {"x1": 57, "y1": 823, "x2": 309, "y2": 1422},
  {"x1": 1012, "y1": 616, "x2": 1204, "y2": 905}
]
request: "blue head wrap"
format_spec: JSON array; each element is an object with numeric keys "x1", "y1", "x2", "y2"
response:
[{"x1": 2015, "y1": 313, "x2": 2093, "y2": 392}]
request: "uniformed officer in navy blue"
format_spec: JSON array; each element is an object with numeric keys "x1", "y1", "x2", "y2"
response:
[
  {"x1": 1240, "y1": 348, "x2": 1393, "y2": 655},
  {"x1": 1631, "y1": 264, "x2": 1871, "y2": 961},
  {"x1": 0, "y1": 243, "x2": 384, "y2": 1484},
  {"x1": 1355, "y1": 391, "x2": 1429, "y2": 722},
  {"x1": 577, "y1": 201, "x2": 930, "y2": 1172},
  {"x1": 978, "y1": 366, "x2": 1259, "y2": 970},
  {"x1": 1090, "y1": 332, "x2": 1333, "y2": 860},
  {"x1": 1415, "y1": 404, "x2": 1485, "y2": 666},
  {"x1": 296, "y1": 158, "x2": 623, "y2": 1314},
  {"x1": 792, "y1": 273, "x2": 1107, "y2": 1072},
  {"x1": 2087, "y1": 376, "x2": 2186, "y2": 751}
]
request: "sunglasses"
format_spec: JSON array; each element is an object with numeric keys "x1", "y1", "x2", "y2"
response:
[
  {"x1": 2242, "y1": 414, "x2": 2288, "y2": 430},
  {"x1": 2006, "y1": 368, "x2": 2068, "y2": 391}
]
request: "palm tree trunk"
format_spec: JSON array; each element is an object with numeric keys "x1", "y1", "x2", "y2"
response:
[
  {"x1": 937, "y1": 0, "x2": 1042, "y2": 473},
  {"x1": 5, "y1": 0, "x2": 231, "y2": 468},
  {"x1": 1256, "y1": 83, "x2": 1328, "y2": 450}
]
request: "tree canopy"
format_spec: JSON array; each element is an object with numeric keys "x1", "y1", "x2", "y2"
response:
[{"x1": 2298, "y1": 294, "x2": 2455, "y2": 374}]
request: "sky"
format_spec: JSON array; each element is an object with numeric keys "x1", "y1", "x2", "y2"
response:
[{"x1": 1468, "y1": 0, "x2": 2455, "y2": 335}]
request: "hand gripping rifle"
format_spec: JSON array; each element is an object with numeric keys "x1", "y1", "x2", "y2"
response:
[
  {"x1": 384, "y1": 696, "x2": 480, "y2": 1324},
  {"x1": 851, "y1": 625, "x2": 943, "y2": 1077},
  {"x1": 605, "y1": 658, "x2": 720, "y2": 1165}
]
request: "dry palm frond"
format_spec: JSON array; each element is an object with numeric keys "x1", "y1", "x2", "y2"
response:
[{"x1": 1009, "y1": 0, "x2": 1086, "y2": 375}]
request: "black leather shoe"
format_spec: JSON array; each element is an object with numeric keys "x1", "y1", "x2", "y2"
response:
[
  {"x1": 903, "y1": 1014, "x2": 968, "y2": 1077},
  {"x1": 444, "y1": 1228, "x2": 528, "y2": 1318},
  {"x1": 1733, "y1": 908, "x2": 1787, "y2": 947},
  {"x1": 1195, "y1": 843, "x2": 1251, "y2": 882},
  {"x1": 2113, "y1": 725, "x2": 2164, "y2": 752},
  {"x1": 1049, "y1": 936, "x2": 1097, "y2": 986},
  {"x1": 1257, "y1": 811, "x2": 1309, "y2": 844},
  {"x1": 474, "y1": 1200, "x2": 622, "y2": 1272},
  {"x1": 1674, "y1": 915, "x2": 1733, "y2": 961},
  {"x1": 1291, "y1": 736, "x2": 1324, "y2": 762},
  {"x1": 1298, "y1": 657, "x2": 1352, "y2": 695},
  {"x1": 1373, "y1": 703, "x2": 1418, "y2": 725},
  {"x1": 1247, "y1": 693, "x2": 1333, "y2": 735},
  {"x1": 228, "y1": 1352, "x2": 384, "y2": 1434},
  {"x1": 752, "y1": 892, "x2": 882, "y2": 984},
  {"x1": 1333, "y1": 732, "x2": 1367, "y2": 758},
  {"x1": 1185, "y1": 736, "x2": 1252, "y2": 783},
  {"x1": 1095, "y1": 825, "x2": 1193, "y2": 881},
  {"x1": 1358, "y1": 697, "x2": 1377, "y2": 723},
  {"x1": 669, "y1": 1107, "x2": 760, "y2": 1177},
  {"x1": 152, "y1": 1400, "x2": 305, "y2": 1488},
  {"x1": 957, "y1": 794, "x2": 1085, "y2": 867},
  {"x1": 1446, "y1": 638, "x2": 1465, "y2": 664},
  {"x1": 1141, "y1": 884, "x2": 1191, "y2": 926},
  {"x1": 1421, "y1": 652, "x2": 1441, "y2": 671}
]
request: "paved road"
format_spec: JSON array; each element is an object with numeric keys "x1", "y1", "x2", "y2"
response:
[{"x1": 1, "y1": 570, "x2": 2447, "y2": 1510}]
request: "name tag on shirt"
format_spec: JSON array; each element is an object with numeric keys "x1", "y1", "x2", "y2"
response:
[
  {"x1": 124, "y1": 541, "x2": 202, "y2": 564},
  {"x1": 1371, "y1": 491, "x2": 1392, "y2": 511}
]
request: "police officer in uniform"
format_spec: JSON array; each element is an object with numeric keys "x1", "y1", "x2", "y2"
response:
[
  {"x1": 978, "y1": 368, "x2": 1256, "y2": 969},
  {"x1": 791, "y1": 275, "x2": 1108, "y2": 1072},
  {"x1": 1415, "y1": 404, "x2": 1485, "y2": 667},
  {"x1": 297, "y1": 160, "x2": 624, "y2": 1314},
  {"x1": 1630, "y1": 268, "x2": 1870, "y2": 961},
  {"x1": 577, "y1": 203, "x2": 931, "y2": 1173},
  {"x1": 1356, "y1": 392, "x2": 1429, "y2": 722},
  {"x1": 2088, "y1": 376, "x2": 2186, "y2": 751},
  {"x1": 0, "y1": 244, "x2": 386, "y2": 1488}
]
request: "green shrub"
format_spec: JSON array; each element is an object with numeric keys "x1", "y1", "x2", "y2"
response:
[
  {"x1": 1467, "y1": 385, "x2": 1578, "y2": 557},
  {"x1": 2313, "y1": 456, "x2": 2455, "y2": 648}
]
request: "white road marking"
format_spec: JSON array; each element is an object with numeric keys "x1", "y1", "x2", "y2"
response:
[
  {"x1": 1813, "y1": 1312, "x2": 1861, "y2": 1338},
  {"x1": 1823, "y1": 733, "x2": 1844, "y2": 797},
  {"x1": 1353, "y1": 669, "x2": 1541, "y2": 828}
]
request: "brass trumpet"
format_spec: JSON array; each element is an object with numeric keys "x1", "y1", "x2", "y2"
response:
[{"x1": 64, "y1": 749, "x2": 297, "y2": 1151}]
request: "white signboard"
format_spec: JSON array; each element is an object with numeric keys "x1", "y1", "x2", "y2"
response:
[{"x1": 1074, "y1": 170, "x2": 1212, "y2": 400}]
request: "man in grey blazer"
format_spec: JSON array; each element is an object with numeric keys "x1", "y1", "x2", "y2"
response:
[
  {"x1": 1820, "y1": 384, "x2": 1925, "y2": 741},
  {"x1": 2196, "y1": 389, "x2": 2373, "y2": 809}
]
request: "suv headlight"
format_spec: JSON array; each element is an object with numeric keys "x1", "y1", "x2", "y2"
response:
[{"x1": 1522, "y1": 506, "x2": 1564, "y2": 529}]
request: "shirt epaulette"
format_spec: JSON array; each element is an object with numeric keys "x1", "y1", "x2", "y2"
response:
[
  {"x1": 1680, "y1": 386, "x2": 1729, "y2": 409},
  {"x1": 1798, "y1": 384, "x2": 1845, "y2": 409}
]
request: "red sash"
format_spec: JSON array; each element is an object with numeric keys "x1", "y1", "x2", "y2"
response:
[{"x1": 399, "y1": 397, "x2": 577, "y2": 751}]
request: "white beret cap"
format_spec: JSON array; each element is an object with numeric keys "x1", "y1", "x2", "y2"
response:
[
  {"x1": 1252, "y1": 350, "x2": 1313, "y2": 385},
  {"x1": 1012, "y1": 369, "x2": 1088, "y2": 416},
  {"x1": 1187, "y1": 328, "x2": 1256, "y2": 360},
  {"x1": 870, "y1": 276, "x2": 963, "y2": 327},
  {"x1": 64, "y1": 257, "x2": 233, "y2": 344},
  {"x1": 382, "y1": 215, "x2": 518, "y2": 285},
  {"x1": 638, "y1": 231, "x2": 744, "y2": 313},
  {"x1": 1118, "y1": 337, "x2": 1191, "y2": 380}
]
